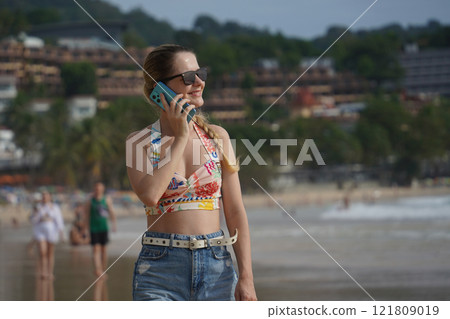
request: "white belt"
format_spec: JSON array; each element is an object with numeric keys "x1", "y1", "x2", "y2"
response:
[{"x1": 142, "y1": 229, "x2": 238, "y2": 250}]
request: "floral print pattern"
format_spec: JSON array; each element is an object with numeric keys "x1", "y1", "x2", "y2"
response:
[{"x1": 144, "y1": 120, "x2": 222, "y2": 216}]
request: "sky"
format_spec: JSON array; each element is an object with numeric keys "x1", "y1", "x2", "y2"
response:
[{"x1": 105, "y1": 0, "x2": 450, "y2": 39}]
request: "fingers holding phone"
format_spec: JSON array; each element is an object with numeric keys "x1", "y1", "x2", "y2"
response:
[
  {"x1": 161, "y1": 93, "x2": 190, "y2": 115},
  {"x1": 160, "y1": 93, "x2": 192, "y2": 138},
  {"x1": 150, "y1": 82, "x2": 197, "y2": 124},
  {"x1": 183, "y1": 104, "x2": 196, "y2": 122}
]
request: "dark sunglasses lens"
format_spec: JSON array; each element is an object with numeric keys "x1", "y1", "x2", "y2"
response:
[
  {"x1": 183, "y1": 68, "x2": 207, "y2": 85},
  {"x1": 183, "y1": 72, "x2": 196, "y2": 85},
  {"x1": 197, "y1": 68, "x2": 207, "y2": 81}
]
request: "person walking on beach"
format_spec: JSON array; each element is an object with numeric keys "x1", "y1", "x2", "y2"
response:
[
  {"x1": 30, "y1": 191, "x2": 65, "y2": 279},
  {"x1": 85, "y1": 182, "x2": 117, "y2": 277},
  {"x1": 69, "y1": 203, "x2": 90, "y2": 246},
  {"x1": 127, "y1": 44, "x2": 257, "y2": 301}
]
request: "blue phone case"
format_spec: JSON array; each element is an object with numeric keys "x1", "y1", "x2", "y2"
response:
[{"x1": 150, "y1": 82, "x2": 196, "y2": 123}]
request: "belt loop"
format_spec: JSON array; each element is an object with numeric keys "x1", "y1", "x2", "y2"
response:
[
  {"x1": 141, "y1": 231, "x2": 146, "y2": 246},
  {"x1": 169, "y1": 234, "x2": 174, "y2": 249},
  {"x1": 204, "y1": 235, "x2": 211, "y2": 249}
]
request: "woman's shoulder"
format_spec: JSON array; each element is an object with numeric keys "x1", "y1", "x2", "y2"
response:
[{"x1": 209, "y1": 124, "x2": 230, "y2": 140}]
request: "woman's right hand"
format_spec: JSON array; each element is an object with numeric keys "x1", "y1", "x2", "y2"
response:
[{"x1": 160, "y1": 93, "x2": 196, "y2": 139}]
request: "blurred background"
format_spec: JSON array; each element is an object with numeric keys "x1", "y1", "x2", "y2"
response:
[{"x1": 0, "y1": 0, "x2": 449, "y2": 301}]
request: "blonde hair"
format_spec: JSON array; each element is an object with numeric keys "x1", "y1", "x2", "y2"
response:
[{"x1": 142, "y1": 44, "x2": 239, "y2": 173}]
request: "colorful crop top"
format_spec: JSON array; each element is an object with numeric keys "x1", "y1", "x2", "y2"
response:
[{"x1": 144, "y1": 120, "x2": 222, "y2": 215}]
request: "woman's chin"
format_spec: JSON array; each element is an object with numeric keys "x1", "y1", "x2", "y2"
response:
[{"x1": 191, "y1": 98, "x2": 204, "y2": 108}]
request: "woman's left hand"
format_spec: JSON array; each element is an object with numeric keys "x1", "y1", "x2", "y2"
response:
[{"x1": 235, "y1": 277, "x2": 257, "y2": 301}]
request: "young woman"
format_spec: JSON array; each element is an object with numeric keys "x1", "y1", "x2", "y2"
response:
[
  {"x1": 30, "y1": 191, "x2": 65, "y2": 279},
  {"x1": 127, "y1": 44, "x2": 257, "y2": 301}
]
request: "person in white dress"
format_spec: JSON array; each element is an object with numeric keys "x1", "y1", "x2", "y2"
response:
[{"x1": 30, "y1": 191, "x2": 65, "y2": 279}]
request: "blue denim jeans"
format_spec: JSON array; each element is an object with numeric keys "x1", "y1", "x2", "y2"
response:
[{"x1": 132, "y1": 230, "x2": 238, "y2": 301}]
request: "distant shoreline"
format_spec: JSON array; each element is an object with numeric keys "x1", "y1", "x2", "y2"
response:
[
  {"x1": 1, "y1": 183, "x2": 449, "y2": 228},
  {"x1": 242, "y1": 183, "x2": 450, "y2": 209}
]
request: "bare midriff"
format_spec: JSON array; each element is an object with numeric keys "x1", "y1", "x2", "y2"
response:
[{"x1": 146, "y1": 210, "x2": 221, "y2": 235}]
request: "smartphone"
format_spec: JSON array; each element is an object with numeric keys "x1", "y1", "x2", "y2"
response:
[{"x1": 150, "y1": 82, "x2": 196, "y2": 123}]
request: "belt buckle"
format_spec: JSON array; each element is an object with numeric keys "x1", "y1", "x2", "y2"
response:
[{"x1": 189, "y1": 237, "x2": 205, "y2": 250}]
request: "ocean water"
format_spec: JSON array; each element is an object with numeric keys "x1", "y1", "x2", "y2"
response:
[
  {"x1": 322, "y1": 196, "x2": 450, "y2": 220},
  {"x1": 1, "y1": 195, "x2": 449, "y2": 301},
  {"x1": 249, "y1": 195, "x2": 450, "y2": 300}
]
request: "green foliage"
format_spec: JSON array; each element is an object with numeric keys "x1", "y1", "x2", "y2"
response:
[
  {"x1": 426, "y1": 26, "x2": 450, "y2": 48},
  {"x1": 194, "y1": 15, "x2": 222, "y2": 37},
  {"x1": 60, "y1": 62, "x2": 97, "y2": 97},
  {"x1": 26, "y1": 8, "x2": 61, "y2": 25},
  {"x1": 221, "y1": 122, "x2": 277, "y2": 192},
  {"x1": 242, "y1": 97, "x2": 289, "y2": 124},
  {"x1": 221, "y1": 95, "x2": 450, "y2": 187},
  {"x1": 0, "y1": 8, "x2": 30, "y2": 37},
  {"x1": 40, "y1": 99, "x2": 77, "y2": 186},
  {"x1": 224, "y1": 33, "x2": 317, "y2": 69},
  {"x1": 413, "y1": 103, "x2": 448, "y2": 158},
  {"x1": 4, "y1": 92, "x2": 41, "y2": 153},
  {"x1": 0, "y1": 0, "x2": 175, "y2": 45},
  {"x1": 284, "y1": 117, "x2": 362, "y2": 166},
  {"x1": 1, "y1": 0, "x2": 123, "y2": 23},
  {"x1": 96, "y1": 97, "x2": 157, "y2": 188},
  {"x1": 438, "y1": 99, "x2": 450, "y2": 150},
  {"x1": 331, "y1": 32, "x2": 404, "y2": 85},
  {"x1": 224, "y1": 122, "x2": 275, "y2": 161},
  {"x1": 194, "y1": 14, "x2": 270, "y2": 39},
  {"x1": 391, "y1": 156, "x2": 421, "y2": 186},
  {"x1": 355, "y1": 97, "x2": 416, "y2": 184},
  {"x1": 240, "y1": 72, "x2": 255, "y2": 90},
  {"x1": 174, "y1": 30, "x2": 203, "y2": 50},
  {"x1": 6, "y1": 90, "x2": 450, "y2": 189},
  {"x1": 122, "y1": 29, "x2": 147, "y2": 48},
  {"x1": 354, "y1": 120, "x2": 391, "y2": 165},
  {"x1": 6, "y1": 91, "x2": 157, "y2": 189},
  {"x1": 196, "y1": 38, "x2": 239, "y2": 76},
  {"x1": 184, "y1": 16, "x2": 317, "y2": 73},
  {"x1": 124, "y1": 8, "x2": 175, "y2": 45},
  {"x1": 238, "y1": 163, "x2": 276, "y2": 193},
  {"x1": 353, "y1": 96, "x2": 450, "y2": 185},
  {"x1": 312, "y1": 25, "x2": 348, "y2": 51},
  {"x1": 358, "y1": 96, "x2": 413, "y2": 152}
]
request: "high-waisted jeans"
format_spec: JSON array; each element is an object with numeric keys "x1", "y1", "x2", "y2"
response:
[{"x1": 132, "y1": 230, "x2": 238, "y2": 301}]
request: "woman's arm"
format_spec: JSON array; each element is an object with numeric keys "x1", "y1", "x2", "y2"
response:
[
  {"x1": 126, "y1": 131, "x2": 188, "y2": 207},
  {"x1": 126, "y1": 94, "x2": 196, "y2": 207},
  {"x1": 214, "y1": 125, "x2": 257, "y2": 301}
]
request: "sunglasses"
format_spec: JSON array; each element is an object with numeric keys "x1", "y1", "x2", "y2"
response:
[{"x1": 160, "y1": 67, "x2": 208, "y2": 85}]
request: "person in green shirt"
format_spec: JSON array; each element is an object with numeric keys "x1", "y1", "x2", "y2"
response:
[{"x1": 85, "y1": 182, "x2": 117, "y2": 277}]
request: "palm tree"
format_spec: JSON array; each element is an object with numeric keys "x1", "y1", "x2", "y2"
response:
[{"x1": 40, "y1": 99, "x2": 78, "y2": 187}]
